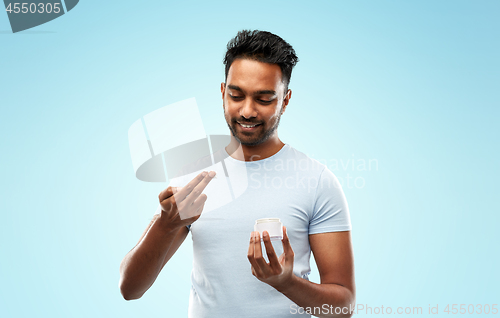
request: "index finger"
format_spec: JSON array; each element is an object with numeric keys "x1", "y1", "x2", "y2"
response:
[
  {"x1": 175, "y1": 171, "x2": 214, "y2": 202},
  {"x1": 181, "y1": 171, "x2": 216, "y2": 207}
]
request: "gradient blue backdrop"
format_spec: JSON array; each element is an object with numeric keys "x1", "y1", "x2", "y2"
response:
[{"x1": 1, "y1": 1, "x2": 498, "y2": 317}]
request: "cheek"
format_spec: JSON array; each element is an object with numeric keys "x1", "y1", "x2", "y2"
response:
[
  {"x1": 223, "y1": 103, "x2": 236, "y2": 120},
  {"x1": 225, "y1": 101, "x2": 241, "y2": 116},
  {"x1": 268, "y1": 105, "x2": 282, "y2": 120}
]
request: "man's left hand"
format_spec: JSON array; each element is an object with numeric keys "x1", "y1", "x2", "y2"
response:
[{"x1": 247, "y1": 226, "x2": 295, "y2": 291}]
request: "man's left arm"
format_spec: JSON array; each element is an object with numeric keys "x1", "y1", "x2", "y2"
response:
[{"x1": 248, "y1": 228, "x2": 355, "y2": 318}]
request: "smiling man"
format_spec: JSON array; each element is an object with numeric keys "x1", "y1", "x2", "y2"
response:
[
  {"x1": 119, "y1": 30, "x2": 355, "y2": 318},
  {"x1": 223, "y1": 58, "x2": 287, "y2": 148}
]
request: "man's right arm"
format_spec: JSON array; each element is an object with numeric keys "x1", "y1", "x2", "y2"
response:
[
  {"x1": 118, "y1": 170, "x2": 216, "y2": 301},
  {"x1": 119, "y1": 215, "x2": 189, "y2": 300}
]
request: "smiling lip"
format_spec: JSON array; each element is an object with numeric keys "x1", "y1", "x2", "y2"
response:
[{"x1": 237, "y1": 122, "x2": 262, "y2": 130}]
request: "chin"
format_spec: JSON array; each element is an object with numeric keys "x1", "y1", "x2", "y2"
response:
[
  {"x1": 240, "y1": 140, "x2": 263, "y2": 146},
  {"x1": 233, "y1": 133, "x2": 262, "y2": 146}
]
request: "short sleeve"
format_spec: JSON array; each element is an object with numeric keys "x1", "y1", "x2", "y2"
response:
[{"x1": 309, "y1": 167, "x2": 352, "y2": 234}]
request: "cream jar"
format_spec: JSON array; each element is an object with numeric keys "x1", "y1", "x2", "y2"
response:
[{"x1": 254, "y1": 218, "x2": 283, "y2": 241}]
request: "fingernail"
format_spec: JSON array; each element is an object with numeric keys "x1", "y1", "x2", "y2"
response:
[
  {"x1": 208, "y1": 171, "x2": 216, "y2": 178},
  {"x1": 201, "y1": 171, "x2": 208, "y2": 177},
  {"x1": 263, "y1": 231, "x2": 268, "y2": 237}
]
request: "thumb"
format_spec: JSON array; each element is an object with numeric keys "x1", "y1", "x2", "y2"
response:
[
  {"x1": 282, "y1": 226, "x2": 294, "y2": 264},
  {"x1": 278, "y1": 253, "x2": 285, "y2": 265}
]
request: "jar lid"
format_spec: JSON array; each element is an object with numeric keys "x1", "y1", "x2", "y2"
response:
[{"x1": 255, "y1": 218, "x2": 281, "y2": 224}]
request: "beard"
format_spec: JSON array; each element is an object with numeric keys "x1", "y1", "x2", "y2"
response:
[{"x1": 224, "y1": 104, "x2": 282, "y2": 146}]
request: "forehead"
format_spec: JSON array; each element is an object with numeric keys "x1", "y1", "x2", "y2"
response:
[{"x1": 226, "y1": 58, "x2": 284, "y2": 93}]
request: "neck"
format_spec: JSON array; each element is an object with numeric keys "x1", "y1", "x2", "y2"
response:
[{"x1": 225, "y1": 135, "x2": 285, "y2": 162}]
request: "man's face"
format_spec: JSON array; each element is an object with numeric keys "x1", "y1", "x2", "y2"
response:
[{"x1": 221, "y1": 58, "x2": 291, "y2": 146}]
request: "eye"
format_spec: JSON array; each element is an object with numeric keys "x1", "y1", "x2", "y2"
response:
[
  {"x1": 229, "y1": 95, "x2": 244, "y2": 101},
  {"x1": 257, "y1": 99, "x2": 273, "y2": 105}
]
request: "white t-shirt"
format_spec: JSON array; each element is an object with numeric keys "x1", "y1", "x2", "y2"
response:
[{"x1": 154, "y1": 143, "x2": 351, "y2": 317}]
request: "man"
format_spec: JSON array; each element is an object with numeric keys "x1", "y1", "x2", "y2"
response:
[{"x1": 119, "y1": 30, "x2": 355, "y2": 318}]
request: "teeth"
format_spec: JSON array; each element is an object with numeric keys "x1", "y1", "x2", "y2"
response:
[{"x1": 240, "y1": 123, "x2": 258, "y2": 128}]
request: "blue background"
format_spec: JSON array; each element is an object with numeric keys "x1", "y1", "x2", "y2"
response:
[{"x1": 1, "y1": 0, "x2": 498, "y2": 317}]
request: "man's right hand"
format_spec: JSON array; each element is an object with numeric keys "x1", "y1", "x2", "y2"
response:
[{"x1": 157, "y1": 170, "x2": 216, "y2": 233}]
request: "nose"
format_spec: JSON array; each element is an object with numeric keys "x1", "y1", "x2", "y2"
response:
[{"x1": 239, "y1": 99, "x2": 258, "y2": 119}]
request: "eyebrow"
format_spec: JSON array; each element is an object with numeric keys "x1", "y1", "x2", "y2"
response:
[{"x1": 227, "y1": 85, "x2": 276, "y2": 96}]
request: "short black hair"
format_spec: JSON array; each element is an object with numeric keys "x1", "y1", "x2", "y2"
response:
[{"x1": 223, "y1": 30, "x2": 299, "y2": 92}]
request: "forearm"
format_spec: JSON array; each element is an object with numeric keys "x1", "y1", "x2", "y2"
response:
[
  {"x1": 276, "y1": 275, "x2": 355, "y2": 318},
  {"x1": 119, "y1": 219, "x2": 178, "y2": 300}
]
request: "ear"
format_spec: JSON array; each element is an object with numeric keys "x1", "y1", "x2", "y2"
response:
[
  {"x1": 221, "y1": 82, "x2": 226, "y2": 109},
  {"x1": 281, "y1": 89, "x2": 292, "y2": 115}
]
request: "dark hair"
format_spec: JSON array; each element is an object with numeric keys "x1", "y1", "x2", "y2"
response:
[{"x1": 223, "y1": 30, "x2": 299, "y2": 92}]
